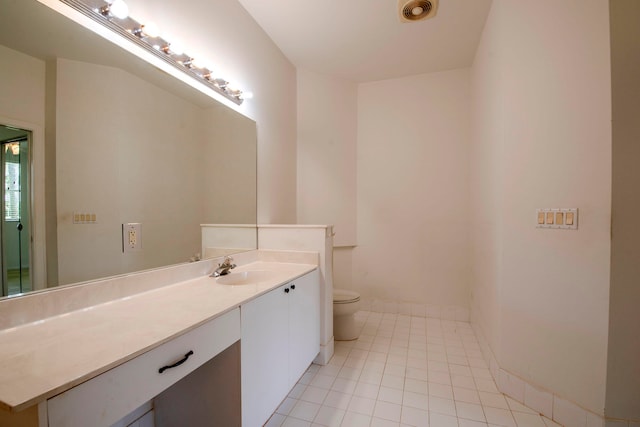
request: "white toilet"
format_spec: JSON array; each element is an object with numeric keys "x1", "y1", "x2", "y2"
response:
[{"x1": 333, "y1": 289, "x2": 362, "y2": 341}]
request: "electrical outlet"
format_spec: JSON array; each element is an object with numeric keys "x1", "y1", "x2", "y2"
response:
[{"x1": 123, "y1": 223, "x2": 142, "y2": 252}]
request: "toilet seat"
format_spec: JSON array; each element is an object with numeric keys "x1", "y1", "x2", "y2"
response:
[{"x1": 333, "y1": 289, "x2": 360, "y2": 304}]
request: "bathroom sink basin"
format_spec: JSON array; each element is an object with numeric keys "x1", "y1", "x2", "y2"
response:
[{"x1": 216, "y1": 270, "x2": 276, "y2": 285}]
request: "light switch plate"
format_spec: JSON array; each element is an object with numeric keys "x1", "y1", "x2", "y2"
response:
[
  {"x1": 536, "y1": 208, "x2": 578, "y2": 230},
  {"x1": 73, "y1": 211, "x2": 97, "y2": 224}
]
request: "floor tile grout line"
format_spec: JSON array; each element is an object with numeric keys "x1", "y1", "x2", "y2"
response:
[{"x1": 268, "y1": 311, "x2": 551, "y2": 427}]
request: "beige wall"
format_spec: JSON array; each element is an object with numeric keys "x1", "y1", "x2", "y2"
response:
[
  {"x1": 55, "y1": 59, "x2": 205, "y2": 284},
  {"x1": 296, "y1": 70, "x2": 358, "y2": 293},
  {"x1": 354, "y1": 69, "x2": 471, "y2": 307},
  {"x1": 470, "y1": 0, "x2": 612, "y2": 414},
  {"x1": 0, "y1": 45, "x2": 45, "y2": 126},
  {"x1": 606, "y1": 0, "x2": 640, "y2": 419},
  {"x1": 202, "y1": 106, "x2": 257, "y2": 225},
  {"x1": 126, "y1": 0, "x2": 297, "y2": 224},
  {"x1": 296, "y1": 69, "x2": 357, "y2": 247}
]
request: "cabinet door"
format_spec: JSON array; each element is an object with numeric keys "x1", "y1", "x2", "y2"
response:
[
  {"x1": 241, "y1": 285, "x2": 289, "y2": 427},
  {"x1": 288, "y1": 269, "x2": 320, "y2": 386}
]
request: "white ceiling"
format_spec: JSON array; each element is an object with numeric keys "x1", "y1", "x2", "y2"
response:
[{"x1": 237, "y1": 0, "x2": 493, "y2": 82}]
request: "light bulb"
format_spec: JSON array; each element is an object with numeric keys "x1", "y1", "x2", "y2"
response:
[
  {"x1": 241, "y1": 91, "x2": 253, "y2": 100},
  {"x1": 109, "y1": 0, "x2": 129, "y2": 19},
  {"x1": 142, "y1": 22, "x2": 160, "y2": 38},
  {"x1": 168, "y1": 41, "x2": 184, "y2": 55},
  {"x1": 191, "y1": 57, "x2": 206, "y2": 69}
]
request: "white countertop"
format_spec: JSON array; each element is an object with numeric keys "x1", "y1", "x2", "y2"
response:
[{"x1": 0, "y1": 261, "x2": 317, "y2": 412}]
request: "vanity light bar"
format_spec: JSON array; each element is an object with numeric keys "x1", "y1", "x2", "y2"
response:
[{"x1": 59, "y1": 0, "x2": 248, "y2": 104}]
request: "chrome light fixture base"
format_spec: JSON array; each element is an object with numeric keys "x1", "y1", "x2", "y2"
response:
[{"x1": 59, "y1": 0, "x2": 246, "y2": 104}]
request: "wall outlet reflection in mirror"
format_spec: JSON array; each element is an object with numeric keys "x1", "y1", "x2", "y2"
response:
[{"x1": 122, "y1": 223, "x2": 142, "y2": 252}]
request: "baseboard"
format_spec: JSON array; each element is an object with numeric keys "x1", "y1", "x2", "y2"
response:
[
  {"x1": 314, "y1": 338, "x2": 335, "y2": 366},
  {"x1": 359, "y1": 298, "x2": 469, "y2": 322},
  {"x1": 470, "y1": 318, "x2": 621, "y2": 427}
]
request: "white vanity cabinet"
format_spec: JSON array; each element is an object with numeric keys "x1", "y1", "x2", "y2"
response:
[
  {"x1": 47, "y1": 308, "x2": 240, "y2": 427},
  {"x1": 241, "y1": 269, "x2": 320, "y2": 427},
  {"x1": 0, "y1": 260, "x2": 320, "y2": 427}
]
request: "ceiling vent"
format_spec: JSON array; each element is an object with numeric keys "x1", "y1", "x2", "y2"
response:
[{"x1": 398, "y1": 0, "x2": 439, "y2": 23}]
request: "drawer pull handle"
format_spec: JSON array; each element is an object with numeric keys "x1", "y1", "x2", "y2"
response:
[
  {"x1": 284, "y1": 288, "x2": 290, "y2": 293},
  {"x1": 290, "y1": 284, "x2": 296, "y2": 290},
  {"x1": 159, "y1": 350, "x2": 194, "y2": 373}
]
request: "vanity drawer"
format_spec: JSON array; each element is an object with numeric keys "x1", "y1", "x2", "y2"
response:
[{"x1": 47, "y1": 308, "x2": 240, "y2": 427}]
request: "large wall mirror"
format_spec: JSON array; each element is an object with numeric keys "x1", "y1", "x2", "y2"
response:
[{"x1": 0, "y1": 0, "x2": 257, "y2": 298}]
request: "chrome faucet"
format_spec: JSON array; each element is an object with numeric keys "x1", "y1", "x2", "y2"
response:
[{"x1": 211, "y1": 256, "x2": 236, "y2": 277}]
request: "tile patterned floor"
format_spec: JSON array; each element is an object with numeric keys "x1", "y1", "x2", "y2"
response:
[{"x1": 265, "y1": 311, "x2": 562, "y2": 427}]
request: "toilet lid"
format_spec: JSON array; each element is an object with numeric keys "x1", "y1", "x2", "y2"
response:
[{"x1": 333, "y1": 289, "x2": 360, "y2": 304}]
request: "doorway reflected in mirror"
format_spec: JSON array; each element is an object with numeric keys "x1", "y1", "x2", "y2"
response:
[{"x1": 0, "y1": 125, "x2": 31, "y2": 297}]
